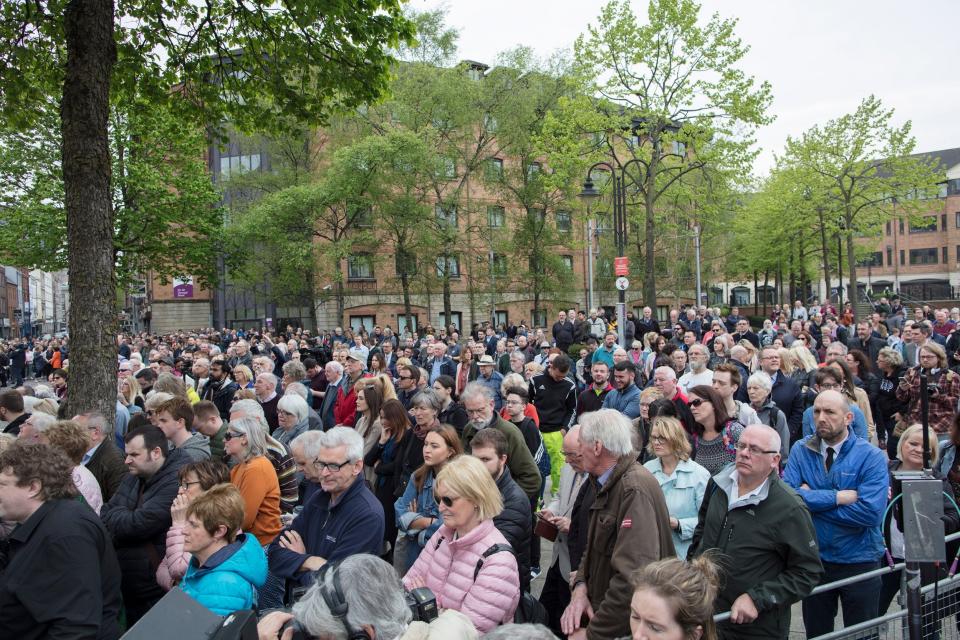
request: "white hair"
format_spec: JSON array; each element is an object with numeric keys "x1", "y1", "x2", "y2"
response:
[
  {"x1": 746, "y1": 371, "x2": 773, "y2": 394},
  {"x1": 257, "y1": 372, "x2": 278, "y2": 387},
  {"x1": 320, "y1": 426, "x2": 364, "y2": 462},
  {"x1": 653, "y1": 365, "x2": 677, "y2": 381},
  {"x1": 229, "y1": 416, "x2": 267, "y2": 459},
  {"x1": 579, "y1": 408, "x2": 634, "y2": 457},
  {"x1": 325, "y1": 360, "x2": 344, "y2": 376},
  {"x1": 144, "y1": 391, "x2": 174, "y2": 410},
  {"x1": 284, "y1": 382, "x2": 309, "y2": 402},
  {"x1": 27, "y1": 412, "x2": 57, "y2": 433},
  {"x1": 293, "y1": 555, "x2": 410, "y2": 640},
  {"x1": 483, "y1": 624, "x2": 558, "y2": 640},
  {"x1": 290, "y1": 431, "x2": 324, "y2": 458},
  {"x1": 277, "y1": 394, "x2": 309, "y2": 423}
]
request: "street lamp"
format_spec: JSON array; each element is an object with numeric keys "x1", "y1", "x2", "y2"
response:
[{"x1": 580, "y1": 161, "x2": 634, "y2": 348}]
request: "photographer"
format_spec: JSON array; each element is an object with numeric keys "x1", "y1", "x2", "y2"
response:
[
  {"x1": 256, "y1": 554, "x2": 477, "y2": 640},
  {"x1": 895, "y1": 342, "x2": 960, "y2": 437}
]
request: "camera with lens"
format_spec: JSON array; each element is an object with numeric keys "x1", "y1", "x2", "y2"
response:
[{"x1": 405, "y1": 587, "x2": 438, "y2": 623}]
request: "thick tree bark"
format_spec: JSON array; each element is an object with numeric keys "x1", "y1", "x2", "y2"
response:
[{"x1": 61, "y1": 0, "x2": 118, "y2": 428}]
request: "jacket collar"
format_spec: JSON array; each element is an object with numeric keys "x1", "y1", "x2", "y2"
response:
[
  {"x1": 713, "y1": 464, "x2": 777, "y2": 507},
  {"x1": 594, "y1": 454, "x2": 635, "y2": 497},
  {"x1": 649, "y1": 458, "x2": 701, "y2": 490},
  {"x1": 191, "y1": 532, "x2": 248, "y2": 571},
  {"x1": 803, "y1": 429, "x2": 853, "y2": 455},
  {"x1": 9, "y1": 499, "x2": 58, "y2": 544}
]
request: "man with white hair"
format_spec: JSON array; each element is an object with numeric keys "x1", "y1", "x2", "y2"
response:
[
  {"x1": 16, "y1": 412, "x2": 57, "y2": 444},
  {"x1": 651, "y1": 366, "x2": 696, "y2": 434},
  {"x1": 255, "y1": 371, "x2": 281, "y2": 430},
  {"x1": 267, "y1": 427, "x2": 385, "y2": 594},
  {"x1": 289, "y1": 430, "x2": 325, "y2": 504},
  {"x1": 319, "y1": 360, "x2": 344, "y2": 429},
  {"x1": 561, "y1": 409, "x2": 675, "y2": 640},
  {"x1": 677, "y1": 343, "x2": 713, "y2": 393}
]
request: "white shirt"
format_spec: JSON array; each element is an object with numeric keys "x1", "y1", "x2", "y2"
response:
[
  {"x1": 678, "y1": 369, "x2": 714, "y2": 394},
  {"x1": 727, "y1": 469, "x2": 769, "y2": 511},
  {"x1": 819, "y1": 430, "x2": 849, "y2": 465}
]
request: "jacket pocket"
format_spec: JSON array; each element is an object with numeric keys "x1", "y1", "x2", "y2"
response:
[{"x1": 592, "y1": 513, "x2": 618, "y2": 556}]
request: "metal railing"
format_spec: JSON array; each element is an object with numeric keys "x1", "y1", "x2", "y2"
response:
[{"x1": 712, "y1": 531, "x2": 960, "y2": 639}]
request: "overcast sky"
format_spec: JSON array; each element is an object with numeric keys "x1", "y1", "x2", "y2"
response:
[{"x1": 413, "y1": 0, "x2": 960, "y2": 176}]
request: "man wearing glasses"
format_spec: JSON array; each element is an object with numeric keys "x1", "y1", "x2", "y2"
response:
[
  {"x1": 689, "y1": 424, "x2": 822, "y2": 638},
  {"x1": 759, "y1": 346, "x2": 804, "y2": 443},
  {"x1": 267, "y1": 426, "x2": 384, "y2": 597}
]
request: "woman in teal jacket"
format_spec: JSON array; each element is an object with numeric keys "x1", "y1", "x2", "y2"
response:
[{"x1": 180, "y1": 484, "x2": 267, "y2": 615}]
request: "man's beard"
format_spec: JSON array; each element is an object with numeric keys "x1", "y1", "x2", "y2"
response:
[
  {"x1": 691, "y1": 361, "x2": 705, "y2": 373},
  {"x1": 470, "y1": 415, "x2": 492, "y2": 430}
]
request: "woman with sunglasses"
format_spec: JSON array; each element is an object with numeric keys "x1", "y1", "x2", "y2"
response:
[
  {"x1": 402, "y1": 454, "x2": 520, "y2": 632},
  {"x1": 687, "y1": 385, "x2": 744, "y2": 475},
  {"x1": 224, "y1": 416, "x2": 282, "y2": 547},
  {"x1": 643, "y1": 417, "x2": 710, "y2": 559},
  {"x1": 157, "y1": 459, "x2": 231, "y2": 590},
  {"x1": 393, "y1": 423, "x2": 462, "y2": 573}
]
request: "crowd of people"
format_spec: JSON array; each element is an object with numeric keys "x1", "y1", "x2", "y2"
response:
[{"x1": 1, "y1": 294, "x2": 960, "y2": 639}]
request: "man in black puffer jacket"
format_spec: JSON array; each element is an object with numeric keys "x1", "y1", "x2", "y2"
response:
[
  {"x1": 470, "y1": 428, "x2": 533, "y2": 593},
  {"x1": 101, "y1": 425, "x2": 187, "y2": 625}
]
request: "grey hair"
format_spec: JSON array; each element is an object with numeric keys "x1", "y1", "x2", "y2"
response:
[
  {"x1": 144, "y1": 392, "x2": 174, "y2": 410},
  {"x1": 292, "y1": 554, "x2": 411, "y2": 640},
  {"x1": 282, "y1": 360, "x2": 307, "y2": 380},
  {"x1": 228, "y1": 416, "x2": 267, "y2": 459},
  {"x1": 28, "y1": 412, "x2": 58, "y2": 433},
  {"x1": 879, "y1": 346, "x2": 903, "y2": 367},
  {"x1": 826, "y1": 342, "x2": 849, "y2": 356},
  {"x1": 257, "y1": 372, "x2": 278, "y2": 388},
  {"x1": 500, "y1": 372, "x2": 526, "y2": 395},
  {"x1": 688, "y1": 343, "x2": 708, "y2": 357},
  {"x1": 320, "y1": 426, "x2": 364, "y2": 462},
  {"x1": 483, "y1": 623, "x2": 560, "y2": 639},
  {"x1": 284, "y1": 382, "x2": 309, "y2": 402},
  {"x1": 729, "y1": 345, "x2": 747, "y2": 360},
  {"x1": 653, "y1": 365, "x2": 677, "y2": 381},
  {"x1": 325, "y1": 360, "x2": 344, "y2": 376},
  {"x1": 33, "y1": 385, "x2": 57, "y2": 400},
  {"x1": 290, "y1": 431, "x2": 324, "y2": 459},
  {"x1": 579, "y1": 409, "x2": 634, "y2": 457},
  {"x1": 277, "y1": 394, "x2": 309, "y2": 423},
  {"x1": 410, "y1": 388, "x2": 443, "y2": 413},
  {"x1": 80, "y1": 411, "x2": 112, "y2": 439},
  {"x1": 746, "y1": 371, "x2": 773, "y2": 394},
  {"x1": 460, "y1": 381, "x2": 494, "y2": 405}
]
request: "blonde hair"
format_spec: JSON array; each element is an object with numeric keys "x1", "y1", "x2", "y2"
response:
[
  {"x1": 777, "y1": 348, "x2": 795, "y2": 375},
  {"x1": 790, "y1": 344, "x2": 818, "y2": 372},
  {"x1": 898, "y1": 424, "x2": 940, "y2": 465},
  {"x1": 632, "y1": 556, "x2": 720, "y2": 640},
  {"x1": 501, "y1": 372, "x2": 526, "y2": 396},
  {"x1": 31, "y1": 398, "x2": 59, "y2": 417},
  {"x1": 435, "y1": 455, "x2": 503, "y2": 522},
  {"x1": 647, "y1": 416, "x2": 692, "y2": 460}
]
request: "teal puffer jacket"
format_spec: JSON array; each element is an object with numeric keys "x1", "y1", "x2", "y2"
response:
[{"x1": 181, "y1": 533, "x2": 267, "y2": 615}]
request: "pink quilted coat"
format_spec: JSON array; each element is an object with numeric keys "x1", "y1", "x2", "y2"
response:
[
  {"x1": 402, "y1": 519, "x2": 519, "y2": 633},
  {"x1": 156, "y1": 524, "x2": 189, "y2": 591}
]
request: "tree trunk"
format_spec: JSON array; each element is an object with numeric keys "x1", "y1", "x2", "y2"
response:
[
  {"x1": 817, "y1": 207, "x2": 832, "y2": 305},
  {"x1": 845, "y1": 215, "x2": 859, "y2": 320},
  {"x1": 762, "y1": 270, "x2": 769, "y2": 316},
  {"x1": 61, "y1": 0, "x2": 118, "y2": 428},
  {"x1": 335, "y1": 270, "x2": 345, "y2": 327},
  {"x1": 442, "y1": 271, "x2": 452, "y2": 332},
  {"x1": 753, "y1": 271, "x2": 758, "y2": 318},
  {"x1": 788, "y1": 240, "x2": 795, "y2": 305}
]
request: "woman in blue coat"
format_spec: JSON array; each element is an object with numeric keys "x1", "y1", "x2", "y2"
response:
[{"x1": 180, "y1": 484, "x2": 267, "y2": 615}]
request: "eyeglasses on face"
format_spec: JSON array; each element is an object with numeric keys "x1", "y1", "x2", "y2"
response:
[
  {"x1": 314, "y1": 459, "x2": 352, "y2": 473},
  {"x1": 223, "y1": 431, "x2": 245, "y2": 440},
  {"x1": 179, "y1": 480, "x2": 202, "y2": 488},
  {"x1": 734, "y1": 442, "x2": 778, "y2": 456},
  {"x1": 434, "y1": 493, "x2": 462, "y2": 508}
]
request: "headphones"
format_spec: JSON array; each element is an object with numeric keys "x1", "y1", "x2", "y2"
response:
[{"x1": 316, "y1": 562, "x2": 370, "y2": 640}]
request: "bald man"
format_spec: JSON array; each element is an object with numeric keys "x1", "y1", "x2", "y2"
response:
[{"x1": 784, "y1": 390, "x2": 888, "y2": 637}]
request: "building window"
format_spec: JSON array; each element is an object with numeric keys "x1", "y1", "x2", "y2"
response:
[
  {"x1": 900, "y1": 249, "x2": 905, "y2": 265},
  {"x1": 943, "y1": 214, "x2": 948, "y2": 231},
  {"x1": 526, "y1": 162, "x2": 541, "y2": 180},
  {"x1": 435, "y1": 205, "x2": 458, "y2": 228},
  {"x1": 556, "y1": 210, "x2": 572, "y2": 233},
  {"x1": 219, "y1": 153, "x2": 261, "y2": 178},
  {"x1": 530, "y1": 309, "x2": 547, "y2": 327},
  {"x1": 671, "y1": 140, "x2": 686, "y2": 156},
  {"x1": 886, "y1": 221, "x2": 892, "y2": 236},
  {"x1": 484, "y1": 113, "x2": 498, "y2": 133},
  {"x1": 351, "y1": 205, "x2": 373, "y2": 227},
  {"x1": 561, "y1": 255, "x2": 574, "y2": 270},
  {"x1": 494, "y1": 310, "x2": 508, "y2": 327},
  {"x1": 945, "y1": 247, "x2": 949, "y2": 264},
  {"x1": 909, "y1": 248, "x2": 938, "y2": 265},
  {"x1": 487, "y1": 205, "x2": 505, "y2": 228},
  {"x1": 887, "y1": 247, "x2": 893, "y2": 266},
  {"x1": 899, "y1": 219, "x2": 905, "y2": 234},
  {"x1": 397, "y1": 314, "x2": 418, "y2": 335},
  {"x1": 436, "y1": 255, "x2": 460, "y2": 278},
  {"x1": 349, "y1": 315, "x2": 375, "y2": 334},
  {"x1": 347, "y1": 254, "x2": 374, "y2": 280},
  {"x1": 956, "y1": 245, "x2": 960, "y2": 263},
  {"x1": 857, "y1": 252, "x2": 882, "y2": 267},
  {"x1": 910, "y1": 216, "x2": 937, "y2": 233},
  {"x1": 439, "y1": 157, "x2": 457, "y2": 179},
  {"x1": 438, "y1": 311, "x2": 462, "y2": 332},
  {"x1": 486, "y1": 158, "x2": 503, "y2": 180},
  {"x1": 491, "y1": 254, "x2": 507, "y2": 276},
  {"x1": 955, "y1": 212, "x2": 960, "y2": 229}
]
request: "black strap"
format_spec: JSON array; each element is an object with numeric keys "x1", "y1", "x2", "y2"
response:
[{"x1": 473, "y1": 543, "x2": 515, "y2": 581}]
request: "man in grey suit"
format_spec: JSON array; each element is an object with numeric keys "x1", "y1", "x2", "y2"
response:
[
  {"x1": 900, "y1": 322, "x2": 920, "y2": 367},
  {"x1": 319, "y1": 360, "x2": 343, "y2": 430},
  {"x1": 538, "y1": 426, "x2": 589, "y2": 636}
]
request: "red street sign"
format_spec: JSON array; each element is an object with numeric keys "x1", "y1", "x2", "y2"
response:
[{"x1": 614, "y1": 256, "x2": 629, "y2": 276}]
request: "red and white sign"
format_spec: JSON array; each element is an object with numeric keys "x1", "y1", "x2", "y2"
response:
[{"x1": 614, "y1": 256, "x2": 629, "y2": 276}]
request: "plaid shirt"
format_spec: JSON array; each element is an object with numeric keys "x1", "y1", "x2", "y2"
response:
[{"x1": 896, "y1": 366, "x2": 960, "y2": 434}]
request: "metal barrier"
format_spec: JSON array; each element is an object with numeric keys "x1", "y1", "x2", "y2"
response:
[{"x1": 712, "y1": 532, "x2": 960, "y2": 639}]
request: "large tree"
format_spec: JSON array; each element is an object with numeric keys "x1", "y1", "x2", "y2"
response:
[
  {"x1": 550, "y1": 0, "x2": 772, "y2": 307},
  {"x1": 782, "y1": 95, "x2": 942, "y2": 314},
  {"x1": 0, "y1": 0, "x2": 413, "y2": 425}
]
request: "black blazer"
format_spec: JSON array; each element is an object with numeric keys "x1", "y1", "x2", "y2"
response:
[
  {"x1": 85, "y1": 439, "x2": 129, "y2": 503},
  {"x1": 770, "y1": 373, "x2": 804, "y2": 443}
]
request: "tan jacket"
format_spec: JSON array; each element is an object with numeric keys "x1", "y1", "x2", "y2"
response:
[
  {"x1": 400, "y1": 610, "x2": 478, "y2": 640},
  {"x1": 575, "y1": 454, "x2": 676, "y2": 640}
]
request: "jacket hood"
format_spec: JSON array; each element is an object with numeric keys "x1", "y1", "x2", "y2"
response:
[
  {"x1": 145, "y1": 448, "x2": 187, "y2": 489},
  {"x1": 193, "y1": 532, "x2": 268, "y2": 585}
]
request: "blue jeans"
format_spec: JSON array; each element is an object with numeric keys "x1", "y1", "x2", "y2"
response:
[{"x1": 803, "y1": 560, "x2": 881, "y2": 637}]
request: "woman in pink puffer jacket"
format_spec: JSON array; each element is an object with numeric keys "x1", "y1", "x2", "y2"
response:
[{"x1": 402, "y1": 456, "x2": 520, "y2": 633}]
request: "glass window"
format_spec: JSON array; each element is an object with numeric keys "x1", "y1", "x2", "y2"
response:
[
  {"x1": 484, "y1": 114, "x2": 498, "y2": 133},
  {"x1": 887, "y1": 247, "x2": 893, "y2": 266},
  {"x1": 435, "y1": 205, "x2": 458, "y2": 228},
  {"x1": 440, "y1": 157, "x2": 456, "y2": 179},
  {"x1": 352, "y1": 205, "x2": 373, "y2": 227},
  {"x1": 944, "y1": 247, "x2": 949, "y2": 264},
  {"x1": 486, "y1": 158, "x2": 504, "y2": 180},
  {"x1": 349, "y1": 316, "x2": 375, "y2": 333},
  {"x1": 900, "y1": 249, "x2": 905, "y2": 265},
  {"x1": 561, "y1": 255, "x2": 574, "y2": 270},
  {"x1": 219, "y1": 154, "x2": 261, "y2": 178},
  {"x1": 491, "y1": 254, "x2": 507, "y2": 276},
  {"x1": 487, "y1": 205, "x2": 505, "y2": 228},
  {"x1": 438, "y1": 312, "x2": 462, "y2": 332},
  {"x1": 397, "y1": 314, "x2": 418, "y2": 334},
  {"x1": 556, "y1": 210, "x2": 572, "y2": 233},
  {"x1": 347, "y1": 254, "x2": 374, "y2": 280},
  {"x1": 530, "y1": 309, "x2": 547, "y2": 327},
  {"x1": 910, "y1": 216, "x2": 936, "y2": 233},
  {"x1": 909, "y1": 248, "x2": 938, "y2": 265},
  {"x1": 436, "y1": 256, "x2": 460, "y2": 278},
  {"x1": 526, "y1": 162, "x2": 541, "y2": 179},
  {"x1": 955, "y1": 212, "x2": 960, "y2": 229}
]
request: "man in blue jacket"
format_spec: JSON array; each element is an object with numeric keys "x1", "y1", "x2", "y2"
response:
[
  {"x1": 601, "y1": 360, "x2": 641, "y2": 420},
  {"x1": 268, "y1": 427, "x2": 383, "y2": 599},
  {"x1": 784, "y1": 390, "x2": 888, "y2": 637}
]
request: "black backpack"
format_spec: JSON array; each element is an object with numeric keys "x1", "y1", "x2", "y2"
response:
[{"x1": 475, "y1": 544, "x2": 549, "y2": 626}]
